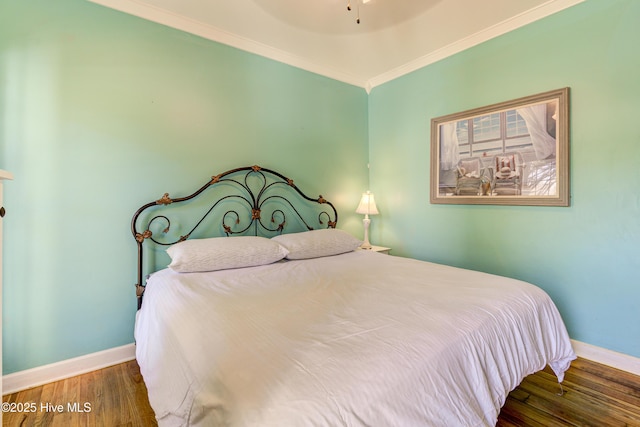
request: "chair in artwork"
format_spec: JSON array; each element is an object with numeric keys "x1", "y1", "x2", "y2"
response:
[
  {"x1": 492, "y1": 152, "x2": 524, "y2": 195},
  {"x1": 455, "y1": 157, "x2": 485, "y2": 195}
]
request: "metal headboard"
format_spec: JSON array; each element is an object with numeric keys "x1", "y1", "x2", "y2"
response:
[{"x1": 131, "y1": 165, "x2": 338, "y2": 308}]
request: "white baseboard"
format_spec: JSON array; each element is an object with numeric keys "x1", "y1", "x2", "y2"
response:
[
  {"x1": 2, "y1": 340, "x2": 638, "y2": 395},
  {"x1": 572, "y1": 339, "x2": 640, "y2": 376},
  {"x1": 2, "y1": 343, "x2": 136, "y2": 396}
]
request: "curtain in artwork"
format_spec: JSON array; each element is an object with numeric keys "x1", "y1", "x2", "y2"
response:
[
  {"x1": 516, "y1": 104, "x2": 556, "y2": 160},
  {"x1": 440, "y1": 122, "x2": 460, "y2": 170}
]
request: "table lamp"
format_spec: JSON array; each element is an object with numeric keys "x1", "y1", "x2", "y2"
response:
[{"x1": 356, "y1": 191, "x2": 379, "y2": 249}]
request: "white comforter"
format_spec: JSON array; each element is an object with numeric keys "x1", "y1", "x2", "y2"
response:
[{"x1": 135, "y1": 250, "x2": 575, "y2": 427}]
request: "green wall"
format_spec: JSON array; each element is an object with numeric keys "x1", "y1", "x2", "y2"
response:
[
  {"x1": 0, "y1": 0, "x2": 368, "y2": 374},
  {"x1": 369, "y1": 0, "x2": 640, "y2": 358}
]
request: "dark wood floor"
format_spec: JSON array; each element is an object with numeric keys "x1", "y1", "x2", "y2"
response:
[
  {"x1": 3, "y1": 357, "x2": 640, "y2": 426},
  {"x1": 497, "y1": 357, "x2": 640, "y2": 426},
  {"x1": 2, "y1": 361, "x2": 156, "y2": 427}
]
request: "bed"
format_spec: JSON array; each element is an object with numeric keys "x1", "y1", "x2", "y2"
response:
[{"x1": 131, "y1": 165, "x2": 576, "y2": 427}]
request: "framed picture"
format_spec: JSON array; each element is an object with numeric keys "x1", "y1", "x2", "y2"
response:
[{"x1": 430, "y1": 87, "x2": 570, "y2": 206}]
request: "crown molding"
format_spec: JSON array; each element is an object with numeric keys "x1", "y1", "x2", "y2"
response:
[
  {"x1": 366, "y1": 0, "x2": 586, "y2": 90},
  {"x1": 88, "y1": 0, "x2": 585, "y2": 91}
]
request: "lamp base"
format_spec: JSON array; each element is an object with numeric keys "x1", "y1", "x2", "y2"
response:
[{"x1": 361, "y1": 216, "x2": 372, "y2": 249}]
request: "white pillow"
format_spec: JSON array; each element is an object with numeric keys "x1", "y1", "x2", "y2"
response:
[
  {"x1": 271, "y1": 229, "x2": 361, "y2": 260},
  {"x1": 167, "y1": 236, "x2": 289, "y2": 273}
]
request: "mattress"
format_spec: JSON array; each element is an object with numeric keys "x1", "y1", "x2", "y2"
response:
[{"x1": 135, "y1": 250, "x2": 575, "y2": 426}]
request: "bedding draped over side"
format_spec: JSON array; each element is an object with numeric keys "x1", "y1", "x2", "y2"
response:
[{"x1": 135, "y1": 250, "x2": 575, "y2": 427}]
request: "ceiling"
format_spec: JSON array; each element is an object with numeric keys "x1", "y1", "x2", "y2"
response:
[{"x1": 89, "y1": 0, "x2": 584, "y2": 91}]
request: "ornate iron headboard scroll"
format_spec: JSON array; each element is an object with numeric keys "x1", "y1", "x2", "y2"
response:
[{"x1": 131, "y1": 165, "x2": 338, "y2": 308}]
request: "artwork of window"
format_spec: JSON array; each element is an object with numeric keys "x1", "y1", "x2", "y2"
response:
[{"x1": 430, "y1": 88, "x2": 570, "y2": 206}]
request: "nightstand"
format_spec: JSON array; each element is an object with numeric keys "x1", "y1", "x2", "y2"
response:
[{"x1": 362, "y1": 245, "x2": 391, "y2": 255}]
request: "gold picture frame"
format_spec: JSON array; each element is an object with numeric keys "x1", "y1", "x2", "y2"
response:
[{"x1": 430, "y1": 87, "x2": 570, "y2": 206}]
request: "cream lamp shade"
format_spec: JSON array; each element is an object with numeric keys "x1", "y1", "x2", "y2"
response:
[
  {"x1": 356, "y1": 191, "x2": 379, "y2": 216},
  {"x1": 356, "y1": 191, "x2": 378, "y2": 249}
]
